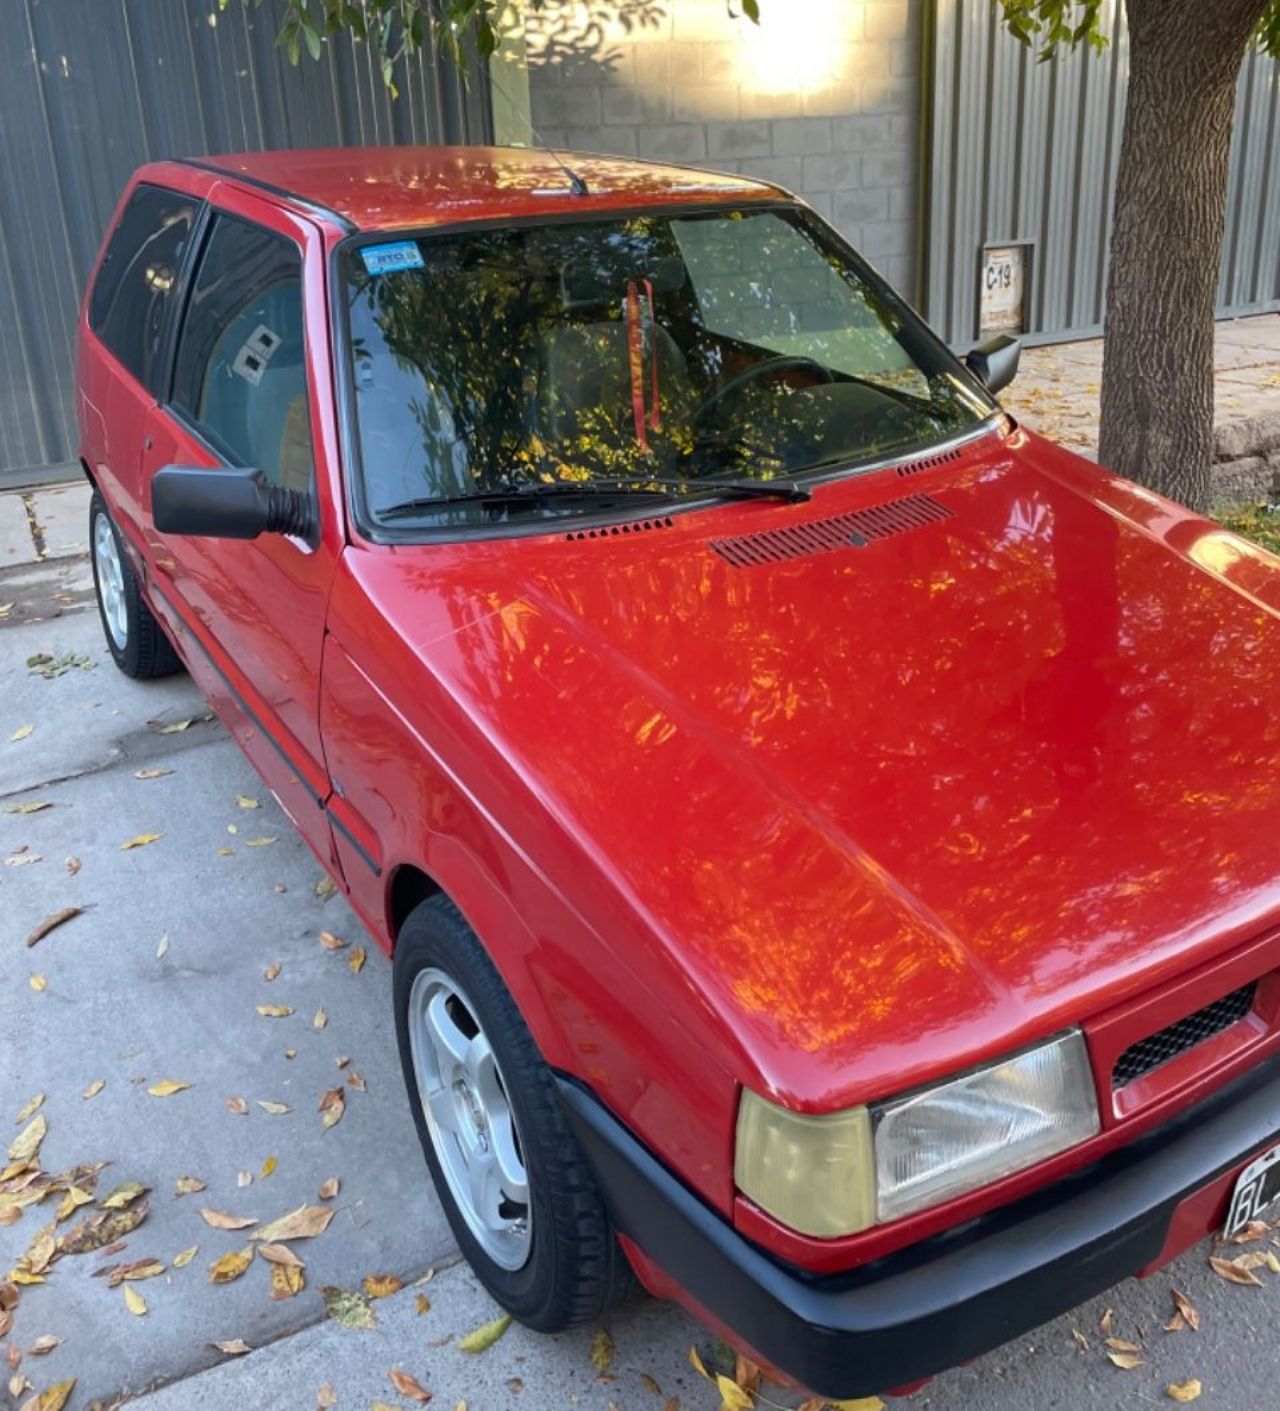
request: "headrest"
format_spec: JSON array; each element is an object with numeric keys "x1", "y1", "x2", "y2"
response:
[{"x1": 559, "y1": 255, "x2": 686, "y2": 310}]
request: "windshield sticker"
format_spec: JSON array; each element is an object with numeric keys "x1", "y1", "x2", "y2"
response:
[{"x1": 361, "y1": 241, "x2": 425, "y2": 275}]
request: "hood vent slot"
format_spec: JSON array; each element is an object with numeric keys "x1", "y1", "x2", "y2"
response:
[
  {"x1": 709, "y1": 493, "x2": 952, "y2": 568},
  {"x1": 896, "y1": 446, "x2": 963, "y2": 477},
  {"x1": 565, "y1": 516, "x2": 674, "y2": 542}
]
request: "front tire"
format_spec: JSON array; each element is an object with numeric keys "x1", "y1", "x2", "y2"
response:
[
  {"x1": 393, "y1": 895, "x2": 632, "y2": 1330},
  {"x1": 90, "y1": 491, "x2": 182, "y2": 679}
]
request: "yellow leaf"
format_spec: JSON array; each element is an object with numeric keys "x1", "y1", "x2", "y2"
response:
[
  {"x1": 29, "y1": 974, "x2": 46, "y2": 992},
  {"x1": 15, "y1": 1093, "x2": 44, "y2": 1123},
  {"x1": 458, "y1": 1312, "x2": 512, "y2": 1353},
  {"x1": 269, "y1": 1260, "x2": 304, "y2": 1300},
  {"x1": 1107, "y1": 1350, "x2": 1143, "y2": 1370},
  {"x1": 591, "y1": 1327, "x2": 615, "y2": 1373},
  {"x1": 715, "y1": 1374, "x2": 753, "y2": 1410},
  {"x1": 236, "y1": 795, "x2": 260, "y2": 809},
  {"x1": 1167, "y1": 1381, "x2": 1202, "y2": 1403},
  {"x1": 134, "y1": 767, "x2": 172, "y2": 779},
  {"x1": 3, "y1": 800, "x2": 51, "y2": 813},
  {"x1": 9, "y1": 1115, "x2": 46, "y2": 1164},
  {"x1": 245, "y1": 837, "x2": 278, "y2": 847},
  {"x1": 147, "y1": 1080, "x2": 190, "y2": 1098},
  {"x1": 81, "y1": 1079, "x2": 105, "y2": 1100},
  {"x1": 314, "y1": 1008, "x2": 327, "y2": 1030},
  {"x1": 208, "y1": 1246, "x2": 254, "y2": 1284},
  {"x1": 364, "y1": 1272, "x2": 402, "y2": 1299},
  {"x1": 315, "y1": 875, "x2": 338, "y2": 899},
  {"x1": 121, "y1": 832, "x2": 163, "y2": 850},
  {"x1": 34, "y1": 1379, "x2": 76, "y2": 1411},
  {"x1": 828, "y1": 1401, "x2": 886, "y2": 1411},
  {"x1": 319, "y1": 930, "x2": 346, "y2": 949},
  {"x1": 101, "y1": 1181, "x2": 148, "y2": 1210},
  {"x1": 256, "y1": 1005, "x2": 293, "y2": 1018},
  {"x1": 689, "y1": 1346, "x2": 711, "y2": 1380},
  {"x1": 10, "y1": 724, "x2": 34, "y2": 742},
  {"x1": 415, "y1": 1293, "x2": 431, "y2": 1315},
  {"x1": 1105, "y1": 1337, "x2": 1141, "y2": 1354},
  {"x1": 173, "y1": 1245, "x2": 198, "y2": 1268},
  {"x1": 123, "y1": 1284, "x2": 147, "y2": 1316},
  {"x1": 348, "y1": 945, "x2": 366, "y2": 974},
  {"x1": 260, "y1": 1155, "x2": 277, "y2": 1179},
  {"x1": 157, "y1": 719, "x2": 193, "y2": 733}
]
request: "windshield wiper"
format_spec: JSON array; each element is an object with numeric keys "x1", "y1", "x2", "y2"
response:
[{"x1": 375, "y1": 474, "x2": 810, "y2": 521}]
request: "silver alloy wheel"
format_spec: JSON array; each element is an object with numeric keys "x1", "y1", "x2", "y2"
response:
[
  {"x1": 93, "y1": 512, "x2": 128, "y2": 650},
  {"x1": 408, "y1": 967, "x2": 532, "y2": 1270}
]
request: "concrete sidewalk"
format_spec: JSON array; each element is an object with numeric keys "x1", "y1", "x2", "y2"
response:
[{"x1": 1003, "y1": 312, "x2": 1280, "y2": 502}]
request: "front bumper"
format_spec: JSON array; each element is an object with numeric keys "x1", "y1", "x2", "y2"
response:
[{"x1": 556, "y1": 1056, "x2": 1280, "y2": 1400}]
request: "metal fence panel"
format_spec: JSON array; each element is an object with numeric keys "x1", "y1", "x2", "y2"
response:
[
  {"x1": 926, "y1": 0, "x2": 1280, "y2": 348},
  {"x1": 0, "y1": 0, "x2": 489, "y2": 487}
]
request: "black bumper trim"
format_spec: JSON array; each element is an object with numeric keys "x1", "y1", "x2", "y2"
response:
[{"x1": 556, "y1": 1057, "x2": 1280, "y2": 1399}]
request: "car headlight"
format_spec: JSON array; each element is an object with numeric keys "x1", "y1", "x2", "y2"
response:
[{"x1": 735, "y1": 1030, "x2": 1099, "y2": 1237}]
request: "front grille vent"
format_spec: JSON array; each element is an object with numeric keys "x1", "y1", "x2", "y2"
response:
[
  {"x1": 896, "y1": 446, "x2": 964, "y2": 477},
  {"x1": 1112, "y1": 982, "x2": 1258, "y2": 1090},
  {"x1": 564, "y1": 516, "x2": 674, "y2": 542},
  {"x1": 709, "y1": 493, "x2": 952, "y2": 569}
]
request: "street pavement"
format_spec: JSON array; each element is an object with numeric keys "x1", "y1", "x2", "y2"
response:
[{"x1": 4, "y1": 484, "x2": 1280, "y2": 1410}]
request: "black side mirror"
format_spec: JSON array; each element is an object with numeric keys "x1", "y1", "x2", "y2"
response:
[
  {"x1": 152, "y1": 467, "x2": 315, "y2": 542},
  {"x1": 965, "y1": 335, "x2": 1021, "y2": 396}
]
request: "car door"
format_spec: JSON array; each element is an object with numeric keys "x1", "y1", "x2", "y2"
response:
[{"x1": 138, "y1": 185, "x2": 344, "y2": 868}]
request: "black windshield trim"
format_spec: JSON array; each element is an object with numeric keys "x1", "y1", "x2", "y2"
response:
[{"x1": 328, "y1": 202, "x2": 998, "y2": 547}]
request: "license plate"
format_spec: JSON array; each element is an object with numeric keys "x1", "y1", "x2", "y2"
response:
[{"x1": 1225, "y1": 1143, "x2": 1280, "y2": 1236}]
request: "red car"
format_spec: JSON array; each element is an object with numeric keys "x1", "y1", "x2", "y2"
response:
[{"x1": 77, "y1": 147, "x2": 1280, "y2": 1399}]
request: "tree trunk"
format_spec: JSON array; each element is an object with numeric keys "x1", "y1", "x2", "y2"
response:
[{"x1": 1098, "y1": 0, "x2": 1267, "y2": 511}]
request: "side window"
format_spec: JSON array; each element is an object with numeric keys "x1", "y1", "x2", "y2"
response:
[
  {"x1": 89, "y1": 183, "x2": 196, "y2": 387},
  {"x1": 171, "y1": 213, "x2": 313, "y2": 492}
]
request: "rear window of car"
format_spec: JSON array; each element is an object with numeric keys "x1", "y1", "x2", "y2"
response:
[{"x1": 89, "y1": 183, "x2": 197, "y2": 388}]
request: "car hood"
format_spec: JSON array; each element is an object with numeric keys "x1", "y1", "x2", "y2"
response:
[{"x1": 378, "y1": 429, "x2": 1280, "y2": 1108}]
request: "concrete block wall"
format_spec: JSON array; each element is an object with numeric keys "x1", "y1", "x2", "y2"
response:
[{"x1": 522, "y1": 0, "x2": 923, "y2": 299}]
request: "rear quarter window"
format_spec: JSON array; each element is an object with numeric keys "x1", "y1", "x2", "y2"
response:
[{"x1": 89, "y1": 183, "x2": 197, "y2": 387}]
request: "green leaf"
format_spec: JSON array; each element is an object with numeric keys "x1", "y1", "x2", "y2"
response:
[
  {"x1": 741, "y1": 0, "x2": 761, "y2": 20},
  {"x1": 457, "y1": 1311, "x2": 512, "y2": 1353},
  {"x1": 301, "y1": 18, "x2": 323, "y2": 60}
]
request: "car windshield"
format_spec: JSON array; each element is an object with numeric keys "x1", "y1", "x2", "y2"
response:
[{"x1": 342, "y1": 205, "x2": 996, "y2": 528}]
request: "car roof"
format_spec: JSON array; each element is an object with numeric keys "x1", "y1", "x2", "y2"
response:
[{"x1": 185, "y1": 145, "x2": 784, "y2": 233}]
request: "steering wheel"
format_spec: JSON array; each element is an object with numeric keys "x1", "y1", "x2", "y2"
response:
[{"x1": 692, "y1": 355, "x2": 836, "y2": 426}]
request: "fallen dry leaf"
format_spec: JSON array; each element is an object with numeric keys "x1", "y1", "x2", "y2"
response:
[
  {"x1": 315, "y1": 876, "x2": 338, "y2": 900},
  {"x1": 226, "y1": 1098, "x2": 248, "y2": 1116},
  {"x1": 26, "y1": 1335, "x2": 60, "y2": 1356},
  {"x1": 254, "y1": 1204, "x2": 335, "y2": 1243},
  {"x1": 15, "y1": 1093, "x2": 44, "y2": 1124},
  {"x1": 260, "y1": 1155, "x2": 277, "y2": 1179},
  {"x1": 591, "y1": 1328, "x2": 615, "y2": 1374},
  {"x1": 200, "y1": 1209, "x2": 259, "y2": 1231},
  {"x1": 81, "y1": 1080, "x2": 105, "y2": 1101},
  {"x1": 10, "y1": 1116, "x2": 47, "y2": 1165},
  {"x1": 10, "y1": 724, "x2": 34, "y2": 742},
  {"x1": 236, "y1": 1171, "x2": 252, "y2": 1189},
  {"x1": 1227, "y1": 1219, "x2": 1269, "y2": 1244},
  {"x1": 123, "y1": 1284, "x2": 147, "y2": 1316},
  {"x1": 0, "y1": 1207, "x2": 19, "y2": 1227},
  {"x1": 28, "y1": 974, "x2": 47, "y2": 992},
  {"x1": 1172, "y1": 1289, "x2": 1200, "y2": 1332},
  {"x1": 208, "y1": 1246, "x2": 254, "y2": 1284},
  {"x1": 734, "y1": 1355, "x2": 761, "y2": 1397},
  {"x1": 57, "y1": 1201, "x2": 149, "y2": 1256},
  {"x1": 175, "y1": 1176, "x2": 206, "y2": 1196},
  {"x1": 3, "y1": 801, "x2": 51, "y2": 814},
  {"x1": 318, "y1": 1177, "x2": 340, "y2": 1201},
  {"x1": 245, "y1": 836, "x2": 278, "y2": 847},
  {"x1": 1099, "y1": 1308, "x2": 1115, "y2": 1337},
  {"x1": 1104, "y1": 1337, "x2": 1141, "y2": 1354},
  {"x1": 313, "y1": 1008, "x2": 328, "y2": 1030},
  {"x1": 212, "y1": 1338, "x2": 252, "y2": 1355},
  {"x1": 415, "y1": 1293, "x2": 431, "y2": 1316},
  {"x1": 236, "y1": 795, "x2": 260, "y2": 809},
  {"x1": 319, "y1": 1088, "x2": 345, "y2": 1131},
  {"x1": 147, "y1": 1080, "x2": 190, "y2": 1098},
  {"x1": 121, "y1": 832, "x2": 163, "y2": 850},
  {"x1": 264, "y1": 963, "x2": 281, "y2": 982},
  {"x1": 259, "y1": 1243, "x2": 305, "y2": 1268},
  {"x1": 319, "y1": 931, "x2": 346, "y2": 950},
  {"x1": 25, "y1": 907, "x2": 83, "y2": 948},
  {"x1": 321, "y1": 1284, "x2": 376, "y2": 1330},
  {"x1": 101, "y1": 1181, "x2": 148, "y2": 1210},
  {"x1": 347, "y1": 1072, "x2": 367, "y2": 1093},
  {"x1": 317, "y1": 1386, "x2": 337, "y2": 1409},
  {"x1": 65, "y1": 856, "x2": 80, "y2": 875},
  {"x1": 389, "y1": 1369, "x2": 432, "y2": 1403},
  {"x1": 458, "y1": 1312, "x2": 512, "y2": 1353},
  {"x1": 1209, "y1": 1254, "x2": 1264, "y2": 1286},
  {"x1": 257, "y1": 1100, "x2": 291, "y2": 1115},
  {"x1": 364, "y1": 1273, "x2": 402, "y2": 1299},
  {"x1": 1071, "y1": 1329, "x2": 1089, "y2": 1351},
  {"x1": 269, "y1": 1261, "x2": 305, "y2": 1300},
  {"x1": 256, "y1": 1005, "x2": 293, "y2": 1019},
  {"x1": 172, "y1": 1245, "x2": 198, "y2": 1268},
  {"x1": 156, "y1": 933, "x2": 170, "y2": 959},
  {"x1": 1167, "y1": 1380, "x2": 1203, "y2": 1402},
  {"x1": 30, "y1": 1379, "x2": 75, "y2": 1411},
  {"x1": 156, "y1": 719, "x2": 194, "y2": 734},
  {"x1": 135, "y1": 767, "x2": 173, "y2": 779},
  {"x1": 348, "y1": 945, "x2": 367, "y2": 974},
  {"x1": 715, "y1": 1376, "x2": 752, "y2": 1411},
  {"x1": 1107, "y1": 1350, "x2": 1143, "y2": 1370}
]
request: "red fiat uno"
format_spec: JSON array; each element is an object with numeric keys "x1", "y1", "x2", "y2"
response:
[{"x1": 77, "y1": 146, "x2": 1280, "y2": 1398}]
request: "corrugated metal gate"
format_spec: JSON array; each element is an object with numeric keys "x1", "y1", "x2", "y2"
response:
[
  {"x1": 924, "y1": 0, "x2": 1280, "y2": 349},
  {"x1": 0, "y1": 0, "x2": 490, "y2": 490}
]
